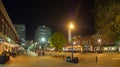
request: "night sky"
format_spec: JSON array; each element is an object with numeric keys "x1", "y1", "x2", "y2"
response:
[{"x1": 2, "y1": 0, "x2": 95, "y2": 40}]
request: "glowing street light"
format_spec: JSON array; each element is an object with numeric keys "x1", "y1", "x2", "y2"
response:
[
  {"x1": 69, "y1": 23, "x2": 74, "y2": 29},
  {"x1": 98, "y1": 38, "x2": 101, "y2": 43},
  {"x1": 41, "y1": 38, "x2": 45, "y2": 42}
]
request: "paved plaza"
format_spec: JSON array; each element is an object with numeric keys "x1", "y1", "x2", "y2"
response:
[{"x1": 0, "y1": 52, "x2": 120, "y2": 67}]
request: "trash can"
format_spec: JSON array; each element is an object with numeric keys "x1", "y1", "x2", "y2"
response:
[
  {"x1": 66, "y1": 56, "x2": 71, "y2": 62},
  {"x1": 72, "y1": 57, "x2": 78, "y2": 63}
]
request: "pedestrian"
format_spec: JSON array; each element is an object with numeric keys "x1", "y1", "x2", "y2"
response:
[
  {"x1": 42, "y1": 51, "x2": 45, "y2": 56},
  {"x1": 96, "y1": 56, "x2": 98, "y2": 63},
  {"x1": 38, "y1": 51, "x2": 41, "y2": 56}
]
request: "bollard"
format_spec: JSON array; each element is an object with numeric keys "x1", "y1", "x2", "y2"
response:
[
  {"x1": 96, "y1": 56, "x2": 98, "y2": 63},
  {"x1": 62, "y1": 55, "x2": 65, "y2": 59}
]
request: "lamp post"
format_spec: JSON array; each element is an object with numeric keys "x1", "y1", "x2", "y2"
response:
[
  {"x1": 68, "y1": 23, "x2": 74, "y2": 42},
  {"x1": 98, "y1": 38, "x2": 102, "y2": 52},
  {"x1": 68, "y1": 22, "x2": 74, "y2": 61}
]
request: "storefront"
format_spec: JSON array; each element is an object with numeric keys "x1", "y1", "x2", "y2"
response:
[
  {"x1": 93, "y1": 45, "x2": 102, "y2": 52},
  {"x1": 103, "y1": 46, "x2": 117, "y2": 52},
  {"x1": 82, "y1": 45, "x2": 91, "y2": 52}
]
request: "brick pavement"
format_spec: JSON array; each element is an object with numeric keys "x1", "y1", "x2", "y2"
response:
[{"x1": 0, "y1": 52, "x2": 120, "y2": 67}]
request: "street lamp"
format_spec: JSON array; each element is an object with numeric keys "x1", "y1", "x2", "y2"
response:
[
  {"x1": 98, "y1": 39, "x2": 101, "y2": 43},
  {"x1": 68, "y1": 23, "x2": 74, "y2": 42},
  {"x1": 68, "y1": 22, "x2": 74, "y2": 61}
]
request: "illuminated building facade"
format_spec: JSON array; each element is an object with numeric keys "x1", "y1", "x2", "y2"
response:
[
  {"x1": 14, "y1": 24, "x2": 26, "y2": 45},
  {"x1": 0, "y1": 1, "x2": 19, "y2": 54},
  {"x1": 35, "y1": 25, "x2": 51, "y2": 49}
]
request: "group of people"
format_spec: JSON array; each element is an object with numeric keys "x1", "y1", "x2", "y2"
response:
[
  {"x1": 36, "y1": 50, "x2": 45, "y2": 56},
  {"x1": 2, "y1": 47, "x2": 24, "y2": 57}
]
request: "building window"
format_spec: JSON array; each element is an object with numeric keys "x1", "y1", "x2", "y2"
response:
[{"x1": 0, "y1": 19, "x2": 3, "y2": 32}]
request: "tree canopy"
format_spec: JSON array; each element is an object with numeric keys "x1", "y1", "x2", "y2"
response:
[
  {"x1": 93, "y1": 0, "x2": 120, "y2": 37},
  {"x1": 48, "y1": 32, "x2": 67, "y2": 51}
]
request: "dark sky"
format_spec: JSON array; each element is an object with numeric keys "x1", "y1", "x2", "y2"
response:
[{"x1": 2, "y1": 0, "x2": 95, "y2": 40}]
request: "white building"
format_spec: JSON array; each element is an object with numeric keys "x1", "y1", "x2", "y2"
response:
[
  {"x1": 14, "y1": 24, "x2": 26, "y2": 45},
  {"x1": 35, "y1": 25, "x2": 51, "y2": 49}
]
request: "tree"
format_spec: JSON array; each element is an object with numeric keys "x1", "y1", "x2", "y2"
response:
[
  {"x1": 48, "y1": 32, "x2": 67, "y2": 51},
  {"x1": 93, "y1": 0, "x2": 120, "y2": 37}
]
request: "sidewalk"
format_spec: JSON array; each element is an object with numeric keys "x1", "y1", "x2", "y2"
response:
[{"x1": 27, "y1": 51, "x2": 37, "y2": 56}]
